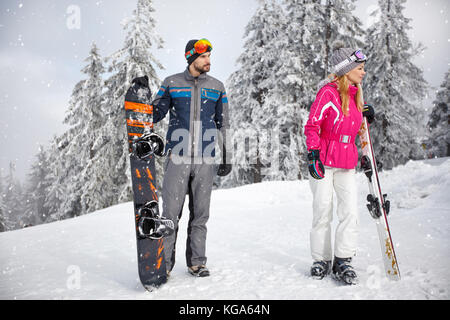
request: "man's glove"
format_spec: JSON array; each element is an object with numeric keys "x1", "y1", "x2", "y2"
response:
[
  {"x1": 363, "y1": 104, "x2": 375, "y2": 124},
  {"x1": 217, "y1": 163, "x2": 232, "y2": 177},
  {"x1": 217, "y1": 145, "x2": 232, "y2": 177},
  {"x1": 308, "y1": 149, "x2": 325, "y2": 180}
]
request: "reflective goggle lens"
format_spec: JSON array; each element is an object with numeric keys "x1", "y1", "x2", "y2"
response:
[
  {"x1": 185, "y1": 38, "x2": 213, "y2": 59},
  {"x1": 354, "y1": 50, "x2": 366, "y2": 61},
  {"x1": 194, "y1": 39, "x2": 213, "y2": 54}
]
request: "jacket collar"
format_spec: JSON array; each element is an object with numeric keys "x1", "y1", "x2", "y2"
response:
[
  {"x1": 184, "y1": 67, "x2": 207, "y2": 82},
  {"x1": 349, "y1": 85, "x2": 358, "y2": 97}
]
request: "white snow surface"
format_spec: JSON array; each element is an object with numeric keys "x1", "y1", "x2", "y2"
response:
[{"x1": 1, "y1": 158, "x2": 449, "y2": 300}]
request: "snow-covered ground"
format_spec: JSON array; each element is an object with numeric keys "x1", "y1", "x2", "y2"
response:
[{"x1": 1, "y1": 158, "x2": 449, "y2": 300}]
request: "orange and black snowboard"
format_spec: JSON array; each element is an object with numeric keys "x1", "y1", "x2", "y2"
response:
[{"x1": 124, "y1": 76, "x2": 171, "y2": 290}]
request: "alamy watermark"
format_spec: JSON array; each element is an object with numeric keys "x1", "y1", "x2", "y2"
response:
[
  {"x1": 365, "y1": 265, "x2": 382, "y2": 290},
  {"x1": 66, "y1": 5, "x2": 81, "y2": 30},
  {"x1": 160, "y1": 123, "x2": 304, "y2": 171},
  {"x1": 66, "y1": 265, "x2": 81, "y2": 290}
]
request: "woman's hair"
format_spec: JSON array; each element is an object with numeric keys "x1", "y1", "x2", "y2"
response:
[{"x1": 326, "y1": 74, "x2": 364, "y2": 116}]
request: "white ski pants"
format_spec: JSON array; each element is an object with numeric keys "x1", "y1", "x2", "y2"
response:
[{"x1": 309, "y1": 166, "x2": 358, "y2": 261}]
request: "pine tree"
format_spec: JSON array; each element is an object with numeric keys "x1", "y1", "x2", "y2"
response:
[
  {"x1": 363, "y1": 0, "x2": 428, "y2": 169},
  {"x1": 280, "y1": 0, "x2": 327, "y2": 180},
  {"x1": 0, "y1": 170, "x2": 8, "y2": 232},
  {"x1": 2, "y1": 162, "x2": 24, "y2": 229},
  {"x1": 40, "y1": 42, "x2": 107, "y2": 221},
  {"x1": 426, "y1": 69, "x2": 450, "y2": 157},
  {"x1": 225, "y1": 0, "x2": 286, "y2": 186},
  {"x1": 69, "y1": 42, "x2": 107, "y2": 214},
  {"x1": 23, "y1": 145, "x2": 51, "y2": 226},
  {"x1": 101, "y1": 0, "x2": 164, "y2": 203},
  {"x1": 0, "y1": 202, "x2": 6, "y2": 232},
  {"x1": 285, "y1": 0, "x2": 364, "y2": 78},
  {"x1": 44, "y1": 136, "x2": 71, "y2": 221},
  {"x1": 55, "y1": 42, "x2": 106, "y2": 217}
]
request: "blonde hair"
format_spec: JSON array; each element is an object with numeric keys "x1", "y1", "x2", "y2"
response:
[{"x1": 326, "y1": 74, "x2": 364, "y2": 116}]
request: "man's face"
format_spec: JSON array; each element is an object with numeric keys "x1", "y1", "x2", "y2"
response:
[{"x1": 192, "y1": 52, "x2": 211, "y2": 74}]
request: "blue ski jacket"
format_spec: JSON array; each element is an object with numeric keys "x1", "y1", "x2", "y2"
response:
[{"x1": 153, "y1": 68, "x2": 229, "y2": 159}]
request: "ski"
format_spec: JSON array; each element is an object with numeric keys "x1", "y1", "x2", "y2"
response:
[
  {"x1": 124, "y1": 76, "x2": 173, "y2": 291},
  {"x1": 358, "y1": 117, "x2": 400, "y2": 280}
]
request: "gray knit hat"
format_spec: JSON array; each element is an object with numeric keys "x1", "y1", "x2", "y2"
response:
[{"x1": 330, "y1": 40, "x2": 367, "y2": 76}]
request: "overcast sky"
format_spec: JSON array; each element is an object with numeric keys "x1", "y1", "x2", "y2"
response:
[{"x1": 0, "y1": 0, "x2": 448, "y2": 181}]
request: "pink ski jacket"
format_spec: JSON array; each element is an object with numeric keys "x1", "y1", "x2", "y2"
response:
[{"x1": 304, "y1": 83, "x2": 363, "y2": 170}]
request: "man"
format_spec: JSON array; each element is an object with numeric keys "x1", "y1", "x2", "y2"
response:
[{"x1": 153, "y1": 38, "x2": 231, "y2": 277}]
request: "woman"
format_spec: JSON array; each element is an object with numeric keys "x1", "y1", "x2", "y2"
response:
[{"x1": 304, "y1": 42, "x2": 374, "y2": 285}]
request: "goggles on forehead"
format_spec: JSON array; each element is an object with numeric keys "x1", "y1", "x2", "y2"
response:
[
  {"x1": 185, "y1": 38, "x2": 213, "y2": 60},
  {"x1": 333, "y1": 49, "x2": 367, "y2": 73}
]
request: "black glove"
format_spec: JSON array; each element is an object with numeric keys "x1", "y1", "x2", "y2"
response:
[
  {"x1": 217, "y1": 163, "x2": 232, "y2": 177},
  {"x1": 217, "y1": 145, "x2": 232, "y2": 177},
  {"x1": 363, "y1": 104, "x2": 375, "y2": 124},
  {"x1": 132, "y1": 75, "x2": 149, "y2": 88},
  {"x1": 307, "y1": 149, "x2": 325, "y2": 180}
]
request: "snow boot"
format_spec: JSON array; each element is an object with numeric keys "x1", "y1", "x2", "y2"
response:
[
  {"x1": 332, "y1": 257, "x2": 358, "y2": 285},
  {"x1": 310, "y1": 260, "x2": 331, "y2": 279},
  {"x1": 188, "y1": 265, "x2": 210, "y2": 277}
]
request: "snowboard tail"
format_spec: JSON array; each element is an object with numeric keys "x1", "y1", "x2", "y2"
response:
[
  {"x1": 358, "y1": 118, "x2": 401, "y2": 280},
  {"x1": 124, "y1": 79, "x2": 170, "y2": 290}
]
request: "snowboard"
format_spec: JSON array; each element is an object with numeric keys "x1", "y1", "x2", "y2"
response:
[
  {"x1": 124, "y1": 76, "x2": 172, "y2": 291},
  {"x1": 358, "y1": 117, "x2": 401, "y2": 281}
]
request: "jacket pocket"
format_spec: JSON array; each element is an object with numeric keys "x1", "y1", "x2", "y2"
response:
[{"x1": 201, "y1": 88, "x2": 220, "y2": 102}]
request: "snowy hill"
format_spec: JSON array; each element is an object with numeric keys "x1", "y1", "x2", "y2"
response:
[{"x1": 1, "y1": 158, "x2": 449, "y2": 300}]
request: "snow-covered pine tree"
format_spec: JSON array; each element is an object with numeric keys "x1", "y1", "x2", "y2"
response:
[
  {"x1": 2, "y1": 162, "x2": 24, "y2": 229},
  {"x1": 44, "y1": 135, "x2": 72, "y2": 221},
  {"x1": 285, "y1": 0, "x2": 364, "y2": 77},
  {"x1": 0, "y1": 170, "x2": 8, "y2": 232},
  {"x1": 363, "y1": 0, "x2": 428, "y2": 169},
  {"x1": 23, "y1": 145, "x2": 51, "y2": 226},
  {"x1": 0, "y1": 198, "x2": 6, "y2": 232},
  {"x1": 101, "y1": 0, "x2": 164, "y2": 203},
  {"x1": 224, "y1": 0, "x2": 287, "y2": 186},
  {"x1": 279, "y1": 0, "x2": 327, "y2": 180},
  {"x1": 51, "y1": 42, "x2": 107, "y2": 217},
  {"x1": 426, "y1": 69, "x2": 449, "y2": 158}
]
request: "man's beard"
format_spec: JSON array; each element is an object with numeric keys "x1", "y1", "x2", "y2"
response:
[{"x1": 194, "y1": 63, "x2": 210, "y2": 74}]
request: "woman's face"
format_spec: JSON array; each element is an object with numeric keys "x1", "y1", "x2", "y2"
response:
[{"x1": 346, "y1": 62, "x2": 366, "y2": 85}]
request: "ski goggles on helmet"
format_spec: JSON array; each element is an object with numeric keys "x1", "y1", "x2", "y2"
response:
[
  {"x1": 333, "y1": 49, "x2": 367, "y2": 74},
  {"x1": 185, "y1": 38, "x2": 213, "y2": 60}
]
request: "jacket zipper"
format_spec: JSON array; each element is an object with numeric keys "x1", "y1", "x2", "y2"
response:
[{"x1": 192, "y1": 78, "x2": 199, "y2": 159}]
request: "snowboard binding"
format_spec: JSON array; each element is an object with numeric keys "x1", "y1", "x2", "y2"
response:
[
  {"x1": 137, "y1": 201, "x2": 174, "y2": 240},
  {"x1": 132, "y1": 132, "x2": 165, "y2": 159}
]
